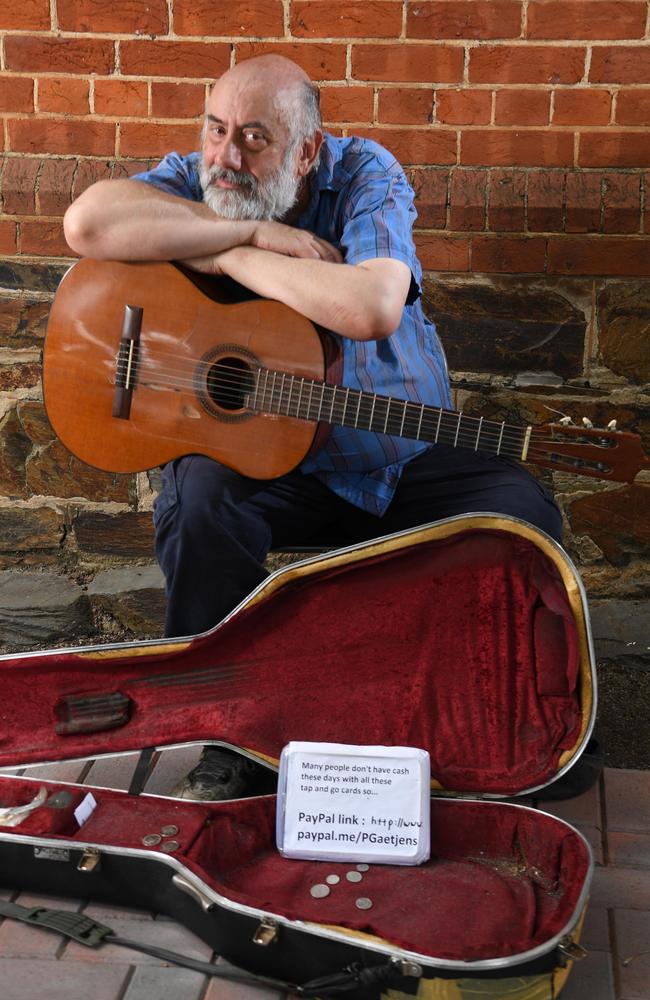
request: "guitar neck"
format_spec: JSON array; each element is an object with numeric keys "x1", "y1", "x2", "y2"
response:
[{"x1": 248, "y1": 368, "x2": 531, "y2": 462}]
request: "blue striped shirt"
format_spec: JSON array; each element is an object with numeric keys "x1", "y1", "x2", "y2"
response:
[{"x1": 133, "y1": 134, "x2": 451, "y2": 515}]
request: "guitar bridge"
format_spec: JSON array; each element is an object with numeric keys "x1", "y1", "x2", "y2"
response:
[{"x1": 112, "y1": 304, "x2": 143, "y2": 419}]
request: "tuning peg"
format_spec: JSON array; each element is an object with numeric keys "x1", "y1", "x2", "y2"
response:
[
  {"x1": 558, "y1": 416, "x2": 573, "y2": 426},
  {"x1": 607, "y1": 419, "x2": 618, "y2": 431},
  {"x1": 582, "y1": 417, "x2": 594, "y2": 429}
]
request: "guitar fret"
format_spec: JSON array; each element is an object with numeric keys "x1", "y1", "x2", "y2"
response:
[
  {"x1": 368, "y1": 394, "x2": 378, "y2": 431},
  {"x1": 398, "y1": 400, "x2": 407, "y2": 437},
  {"x1": 296, "y1": 377, "x2": 305, "y2": 419},
  {"x1": 328, "y1": 385, "x2": 337, "y2": 423},
  {"x1": 261, "y1": 369, "x2": 270, "y2": 413},
  {"x1": 342, "y1": 386, "x2": 350, "y2": 425},
  {"x1": 383, "y1": 397, "x2": 392, "y2": 435},
  {"x1": 453, "y1": 411, "x2": 462, "y2": 448},
  {"x1": 496, "y1": 421, "x2": 505, "y2": 455},
  {"x1": 286, "y1": 374, "x2": 295, "y2": 417},
  {"x1": 474, "y1": 416, "x2": 484, "y2": 451},
  {"x1": 354, "y1": 391, "x2": 362, "y2": 429},
  {"x1": 435, "y1": 408, "x2": 442, "y2": 443},
  {"x1": 417, "y1": 404, "x2": 425, "y2": 440}
]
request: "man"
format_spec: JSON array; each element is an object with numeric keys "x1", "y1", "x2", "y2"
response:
[{"x1": 64, "y1": 55, "x2": 566, "y2": 800}]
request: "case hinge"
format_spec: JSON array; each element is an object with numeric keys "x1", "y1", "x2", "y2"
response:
[
  {"x1": 77, "y1": 848, "x2": 101, "y2": 873},
  {"x1": 253, "y1": 917, "x2": 279, "y2": 946}
]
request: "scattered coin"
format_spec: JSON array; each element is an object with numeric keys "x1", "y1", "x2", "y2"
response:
[
  {"x1": 325, "y1": 874, "x2": 340, "y2": 885},
  {"x1": 161, "y1": 824, "x2": 179, "y2": 837},
  {"x1": 161, "y1": 839, "x2": 180, "y2": 853},
  {"x1": 142, "y1": 834, "x2": 162, "y2": 847},
  {"x1": 346, "y1": 871, "x2": 362, "y2": 883},
  {"x1": 356, "y1": 863, "x2": 369, "y2": 872},
  {"x1": 310, "y1": 883, "x2": 330, "y2": 898},
  {"x1": 356, "y1": 897, "x2": 373, "y2": 910}
]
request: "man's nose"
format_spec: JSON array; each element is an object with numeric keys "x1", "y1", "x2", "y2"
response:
[{"x1": 213, "y1": 138, "x2": 242, "y2": 172}]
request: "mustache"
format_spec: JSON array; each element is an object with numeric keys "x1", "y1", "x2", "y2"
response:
[{"x1": 202, "y1": 166, "x2": 257, "y2": 191}]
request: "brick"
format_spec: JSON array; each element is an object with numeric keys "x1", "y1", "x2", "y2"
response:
[
  {"x1": 57, "y1": 0, "x2": 168, "y2": 34},
  {"x1": 488, "y1": 169, "x2": 526, "y2": 231},
  {"x1": 37, "y1": 159, "x2": 76, "y2": 216},
  {"x1": 494, "y1": 88, "x2": 550, "y2": 125},
  {"x1": 123, "y1": 965, "x2": 207, "y2": 1000},
  {"x1": 548, "y1": 236, "x2": 650, "y2": 276},
  {"x1": 291, "y1": 1, "x2": 402, "y2": 39},
  {"x1": 63, "y1": 914, "x2": 213, "y2": 964},
  {"x1": 559, "y1": 950, "x2": 615, "y2": 1000},
  {"x1": 0, "y1": 0, "x2": 49, "y2": 30},
  {"x1": 111, "y1": 159, "x2": 153, "y2": 179},
  {"x1": 540, "y1": 776, "x2": 602, "y2": 827},
  {"x1": 414, "y1": 233, "x2": 470, "y2": 269},
  {"x1": 472, "y1": 234, "x2": 546, "y2": 272},
  {"x1": 590, "y1": 46, "x2": 650, "y2": 84},
  {"x1": 608, "y1": 831, "x2": 650, "y2": 867},
  {"x1": 0, "y1": 221, "x2": 17, "y2": 254},
  {"x1": 528, "y1": 1, "x2": 647, "y2": 40},
  {"x1": 1, "y1": 157, "x2": 40, "y2": 214},
  {"x1": 352, "y1": 43, "x2": 464, "y2": 84},
  {"x1": 320, "y1": 86, "x2": 374, "y2": 123},
  {"x1": 407, "y1": 1, "x2": 522, "y2": 40},
  {"x1": 469, "y1": 45, "x2": 585, "y2": 85},
  {"x1": 38, "y1": 77, "x2": 89, "y2": 115},
  {"x1": 580, "y1": 132, "x2": 650, "y2": 168},
  {"x1": 461, "y1": 129, "x2": 574, "y2": 167},
  {"x1": 151, "y1": 82, "x2": 205, "y2": 119},
  {"x1": 526, "y1": 170, "x2": 564, "y2": 232},
  {"x1": 120, "y1": 40, "x2": 230, "y2": 80},
  {"x1": 604, "y1": 768, "x2": 650, "y2": 834},
  {"x1": 354, "y1": 126, "x2": 457, "y2": 165},
  {"x1": 646, "y1": 172, "x2": 650, "y2": 234},
  {"x1": 435, "y1": 89, "x2": 491, "y2": 125},
  {"x1": 9, "y1": 119, "x2": 115, "y2": 157},
  {"x1": 175, "y1": 0, "x2": 283, "y2": 37},
  {"x1": 449, "y1": 168, "x2": 486, "y2": 229},
  {"x1": 615, "y1": 909, "x2": 650, "y2": 998},
  {"x1": 235, "y1": 42, "x2": 347, "y2": 81},
  {"x1": 0, "y1": 77, "x2": 34, "y2": 113},
  {"x1": 553, "y1": 89, "x2": 612, "y2": 126},
  {"x1": 409, "y1": 167, "x2": 448, "y2": 227},
  {"x1": 378, "y1": 88, "x2": 434, "y2": 125},
  {"x1": 602, "y1": 173, "x2": 642, "y2": 233},
  {"x1": 565, "y1": 172, "x2": 602, "y2": 232},
  {"x1": 73, "y1": 159, "x2": 113, "y2": 198},
  {"x1": 205, "y1": 966, "x2": 283, "y2": 1000},
  {"x1": 94, "y1": 80, "x2": 148, "y2": 118},
  {"x1": 5, "y1": 36, "x2": 114, "y2": 75},
  {"x1": 0, "y1": 958, "x2": 130, "y2": 1000},
  {"x1": 119, "y1": 121, "x2": 200, "y2": 158},
  {"x1": 20, "y1": 220, "x2": 71, "y2": 256},
  {"x1": 617, "y1": 89, "x2": 650, "y2": 125}
]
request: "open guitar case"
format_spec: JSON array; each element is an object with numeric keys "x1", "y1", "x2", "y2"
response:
[{"x1": 0, "y1": 514, "x2": 595, "y2": 999}]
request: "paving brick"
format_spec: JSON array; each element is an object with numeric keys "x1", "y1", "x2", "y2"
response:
[
  {"x1": 580, "y1": 905, "x2": 612, "y2": 952},
  {"x1": 559, "y1": 950, "x2": 615, "y2": 1000},
  {"x1": 22, "y1": 759, "x2": 90, "y2": 783},
  {"x1": 0, "y1": 958, "x2": 131, "y2": 1000},
  {"x1": 205, "y1": 958, "x2": 284, "y2": 999},
  {"x1": 608, "y1": 832, "x2": 650, "y2": 869},
  {"x1": 142, "y1": 745, "x2": 202, "y2": 796},
  {"x1": 591, "y1": 866, "x2": 650, "y2": 909},
  {"x1": 575, "y1": 823, "x2": 605, "y2": 866},
  {"x1": 536, "y1": 774, "x2": 602, "y2": 827},
  {"x1": 123, "y1": 964, "x2": 206, "y2": 1000},
  {"x1": 615, "y1": 908, "x2": 650, "y2": 998},
  {"x1": 62, "y1": 913, "x2": 213, "y2": 964},
  {"x1": 83, "y1": 900, "x2": 155, "y2": 923},
  {"x1": 0, "y1": 912, "x2": 62, "y2": 956},
  {"x1": 83, "y1": 752, "x2": 143, "y2": 792},
  {"x1": 604, "y1": 769, "x2": 650, "y2": 834}
]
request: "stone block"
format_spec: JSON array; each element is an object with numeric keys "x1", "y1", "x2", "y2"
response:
[
  {"x1": 73, "y1": 511, "x2": 156, "y2": 558},
  {"x1": 598, "y1": 281, "x2": 650, "y2": 385},
  {"x1": 0, "y1": 570, "x2": 92, "y2": 649}
]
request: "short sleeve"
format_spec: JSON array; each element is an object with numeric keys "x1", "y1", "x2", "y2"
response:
[
  {"x1": 339, "y1": 161, "x2": 418, "y2": 274},
  {"x1": 130, "y1": 151, "x2": 203, "y2": 202}
]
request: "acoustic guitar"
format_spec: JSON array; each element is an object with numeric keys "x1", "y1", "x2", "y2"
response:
[{"x1": 43, "y1": 258, "x2": 648, "y2": 483}]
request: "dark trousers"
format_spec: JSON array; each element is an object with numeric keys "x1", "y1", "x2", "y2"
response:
[{"x1": 153, "y1": 445, "x2": 563, "y2": 638}]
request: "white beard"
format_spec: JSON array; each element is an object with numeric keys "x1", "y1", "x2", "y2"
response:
[{"x1": 199, "y1": 157, "x2": 301, "y2": 221}]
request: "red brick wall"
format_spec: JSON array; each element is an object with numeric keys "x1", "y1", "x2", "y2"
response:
[{"x1": 1, "y1": 0, "x2": 649, "y2": 276}]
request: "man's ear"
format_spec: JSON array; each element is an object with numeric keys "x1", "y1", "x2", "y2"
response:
[{"x1": 295, "y1": 130, "x2": 323, "y2": 177}]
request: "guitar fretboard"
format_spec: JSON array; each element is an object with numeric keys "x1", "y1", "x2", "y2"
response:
[{"x1": 247, "y1": 368, "x2": 531, "y2": 460}]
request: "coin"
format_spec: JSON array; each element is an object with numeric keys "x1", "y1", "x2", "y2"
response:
[
  {"x1": 356, "y1": 863, "x2": 369, "y2": 872},
  {"x1": 325, "y1": 874, "x2": 340, "y2": 885},
  {"x1": 356, "y1": 897, "x2": 373, "y2": 910},
  {"x1": 142, "y1": 834, "x2": 162, "y2": 847},
  {"x1": 346, "y1": 871, "x2": 362, "y2": 883},
  {"x1": 310, "y1": 883, "x2": 330, "y2": 898},
  {"x1": 161, "y1": 824, "x2": 179, "y2": 837},
  {"x1": 161, "y1": 839, "x2": 180, "y2": 853}
]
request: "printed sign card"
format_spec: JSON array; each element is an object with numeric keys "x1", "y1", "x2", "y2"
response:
[{"x1": 276, "y1": 741, "x2": 430, "y2": 865}]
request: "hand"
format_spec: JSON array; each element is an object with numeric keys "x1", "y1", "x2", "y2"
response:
[
  {"x1": 251, "y1": 220, "x2": 343, "y2": 263},
  {"x1": 179, "y1": 254, "x2": 226, "y2": 276}
]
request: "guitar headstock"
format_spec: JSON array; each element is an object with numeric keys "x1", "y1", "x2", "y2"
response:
[{"x1": 529, "y1": 421, "x2": 650, "y2": 482}]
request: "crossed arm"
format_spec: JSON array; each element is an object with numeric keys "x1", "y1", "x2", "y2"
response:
[{"x1": 63, "y1": 179, "x2": 412, "y2": 341}]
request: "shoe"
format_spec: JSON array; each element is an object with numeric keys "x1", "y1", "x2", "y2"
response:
[
  {"x1": 535, "y1": 737, "x2": 604, "y2": 801},
  {"x1": 171, "y1": 746, "x2": 277, "y2": 801}
]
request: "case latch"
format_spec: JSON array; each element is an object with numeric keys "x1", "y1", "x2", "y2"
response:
[
  {"x1": 558, "y1": 936, "x2": 588, "y2": 964},
  {"x1": 77, "y1": 848, "x2": 101, "y2": 873},
  {"x1": 253, "y1": 917, "x2": 279, "y2": 946}
]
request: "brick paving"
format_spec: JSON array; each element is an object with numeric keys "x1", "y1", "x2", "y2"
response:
[{"x1": 1, "y1": 754, "x2": 649, "y2": 1000}]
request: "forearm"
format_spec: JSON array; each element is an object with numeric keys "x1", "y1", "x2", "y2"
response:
[
  {"x1": 215, "y1": 245, "x2": 404, "y2": 340},
  {"x1": 63, "y1": 180, "x2": 256, "y2": 260}
]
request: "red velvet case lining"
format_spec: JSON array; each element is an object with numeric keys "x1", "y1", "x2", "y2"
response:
[
  {"x1": 0, "y1": 528, "x2": 587, "y2": 795},
  {"x1": 0, "y1": 779, "x2": 589, "y2": 963}
]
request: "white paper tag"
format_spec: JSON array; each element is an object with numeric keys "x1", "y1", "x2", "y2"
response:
[
  {"x1": 74, "y1": 792, "x2": 97, "y2": 828},
  {"x1": 276, "y1": 741, "x2": 430, "y2": 865}
]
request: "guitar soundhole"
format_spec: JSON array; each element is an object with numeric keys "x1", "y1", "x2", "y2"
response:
[{"x1": 197, "y1": 346, "x2": 258, "y2": 423}]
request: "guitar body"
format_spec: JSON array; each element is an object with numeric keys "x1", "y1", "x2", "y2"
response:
[{"x1": 43, "y1": 258, "x2": 325, "y2": 478}]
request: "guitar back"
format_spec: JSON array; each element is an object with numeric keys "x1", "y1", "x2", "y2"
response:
[{"x1": 43, "y1": 258, "x2": 325, "y2": 478}]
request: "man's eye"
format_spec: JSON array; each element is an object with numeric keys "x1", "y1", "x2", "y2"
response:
[{"x1": 243, "y1": 130, "x2": 266, "y2": 145}]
